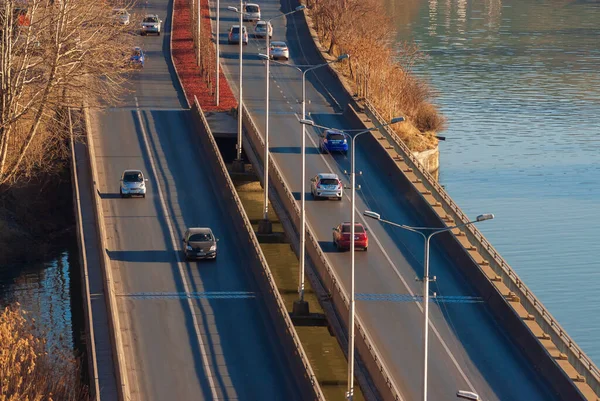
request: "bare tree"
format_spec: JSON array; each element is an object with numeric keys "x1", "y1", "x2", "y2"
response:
[{"x1": 0, "y1": 0, "x2": 137, "y2": 187}]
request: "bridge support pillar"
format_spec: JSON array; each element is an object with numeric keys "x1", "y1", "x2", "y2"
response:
[
  {"x1": 232, "y1": 158, "x2": 245, "y2": 173},
  {"x1": 258, "y1": 218, "x2": 272, "y2": 234},
  {"x1": 292, "y1": 300, "x2": 310, "y2": 317}
]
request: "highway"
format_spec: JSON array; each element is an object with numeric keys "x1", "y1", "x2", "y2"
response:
[
  {"x1": 214, "y1": 0, "x2": 562, "y2": 400},
  {"x1": 88, "y1": 0, "x2": 305, "y2": 399}
]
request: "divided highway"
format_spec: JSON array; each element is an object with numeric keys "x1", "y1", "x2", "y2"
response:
[
  {"x1": 215, "y1": 0, "x2": 562, "y2": 399},
  {"x1": 88, "y1": 0, "x2": 305, "y2": 399}
]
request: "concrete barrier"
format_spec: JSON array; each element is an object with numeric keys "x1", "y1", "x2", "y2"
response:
[
  {"x1": 190, "y1": 98, "x2": 325, "y2": 401},
  {"x1": 69, "y1": 109, "x2": 101, "y2": 399},
  {"x1": 240, "y1": 105, "x2": 404, "y2": 401},
  {"x1": 82, "y1": 107, "x2": 131, "y2": 401},
  {"x1": 351, "y1": 102, "x2": 599, "y2": 400}
]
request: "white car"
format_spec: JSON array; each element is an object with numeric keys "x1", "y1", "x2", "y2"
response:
[
  {"x1": 310, "y1": 173, "x2": 343, "y2": 200},
  {"x1": 141, "y1": 14, "x2": 162, "y2": 36},
  {"x1": 120, "y1": 170, "x2": 148, "y2": 198},
  {"x1": 243, "y1": 3, "x2": 260, "y2": 21},
  {"x1": 269, "y1": 41, "x2": 289, "y2": 60},
  {"x1": 113, "y1": 9, "x2": 130, "y2": 25},
  {"x1": 254, "y1": 20, "x2": 272, "y2": 39}
]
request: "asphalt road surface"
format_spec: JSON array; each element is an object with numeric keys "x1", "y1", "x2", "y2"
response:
[
  {"x1": 214, "y1": 0, "x2": 561, "y2": 399},
  {"x1": 89, "y1": 0, "x2": 305, "y2": 399}
]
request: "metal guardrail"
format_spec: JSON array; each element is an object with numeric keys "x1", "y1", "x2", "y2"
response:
[
  {"x1": 69, "y1": 109, "x2": 101, "y2": 399},
  {"x1": 364, "y1": 99, "x2": 600, "y2": 396},
  {"x1": 241, "y1": 104, "x2": 405, "y2": 401},
  {"x1": 193, "y1": 98, "x2": 325, "y2": 401}
]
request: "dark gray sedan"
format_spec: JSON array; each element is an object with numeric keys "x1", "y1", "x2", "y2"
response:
[{"x1": 182, "y1": 227, "x2": 218, "y2": 261}]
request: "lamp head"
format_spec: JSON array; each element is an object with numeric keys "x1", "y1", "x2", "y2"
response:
[
  {"x1": 258, "y1": 53, "x2": 269, "y2": 60},
  {"x1": 227, "y1": 6, "x2": 238, "y2": 12},
  {"x1": 299, "y1": 119, "x2": 315, "y2": 126},
  {"x1": 390, "y1": 116, "x2": 405, "y2": 124},
  {"x1": 337, "y1": 53, "x2": 349, "y2": 61},
  {"x1": 363, "y1": 210, "x2": 381, "y2": 220},
  {"x1": 295, "y1": 5, "x2": 306, "y2": 11},
  {"x1": 476, "y1": 213, "x2": 494, "y2": 222}
]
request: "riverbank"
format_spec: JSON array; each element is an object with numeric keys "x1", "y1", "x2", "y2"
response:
[{"x1": 0, "y1": 169, "x2": 75, "y2": 266}]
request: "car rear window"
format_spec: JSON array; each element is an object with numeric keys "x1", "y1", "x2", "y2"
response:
[
  {"x1": 189, "y1": 233, "x2": 213, "y2": 242},
  {"x1": 341, "y1": 225, "x2": 365, "y2": 233},
  {"x1": 320, "y1": 178, "x2": 338, "y2": 185},
  {"x1": 271, "y1": 42, "x2": 286, "y2": 48},
  {"x1": 327, "y1": 133, "x2": 345, "y2": 141}
]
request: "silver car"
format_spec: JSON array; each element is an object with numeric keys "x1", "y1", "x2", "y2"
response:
[
  {"x1": 141, "y1": 14, "x2": 161, "y2": 36},
  {"x1": 120, "y1": 170, "x2": 148, "y2": 198},
  {"x1": 113, "y1": 9, "x2": 130, "y2": 25},
  {"x1": 254, "y1": 20, "x2": 272, "y2": 39},
  {"x1": 269, "y1": 41, "x2": 289, "y2": 60},
  {"x1": 243, "y1": 3, "x2": 261, "y2": 21},
  {"x1": 182, "y1": 227, "x2": 218, "y2": 260},
  {"x1": 311, "y1": 173, "x2": 343, "y2": 200}
]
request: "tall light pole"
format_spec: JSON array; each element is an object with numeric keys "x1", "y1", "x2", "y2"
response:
[
  {"x1": 257, "y1": 5, "x2": 306, "y2": 235},
  {"x1": 264, "y1": 54, "x2": 348, "y2": 313},
  {"x1": 363, "y1": 210, "x2": 494, "y2": 401},
  {"x1": 227, "y1": 3, "x2": 245, "y2": 172},
  {"x1": 299, "y1": 116, "x2": 404, "y2": 401},
  {"x1": 216, "y1": 0, "x2": 220, "y2": 105}
]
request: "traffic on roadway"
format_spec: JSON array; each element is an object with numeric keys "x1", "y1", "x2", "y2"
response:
[
  {"x1": 214, "y1": 0, "x2": 563, "y2": 399},
  {"x1": 89, "y1": 0, "x2": 308, "y2": 399}
]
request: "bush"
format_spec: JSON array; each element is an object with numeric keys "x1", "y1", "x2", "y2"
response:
[
  {"x1": 0, "y1": 304, "x2": 89, "y2": 401},
  {"x1": 307, "y1": 0, "x2": 446, "y2": 150}
]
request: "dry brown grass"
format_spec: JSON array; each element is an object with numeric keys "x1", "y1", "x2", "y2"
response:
[
  {"x1": 306, "y1": 0, "x2": 447, "y2": 151},
  {"x1": 0, "y1": 304, "x2": 89, "y2": 401}
]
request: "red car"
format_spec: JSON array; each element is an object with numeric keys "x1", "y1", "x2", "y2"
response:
[{"x1": 333, "y1": 222, "x2": 368, "y2": 251}]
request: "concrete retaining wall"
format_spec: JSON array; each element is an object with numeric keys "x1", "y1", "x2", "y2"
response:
[
  {"x1": 190, "y1": 98, "x2": 324, "y2": 401},
  {"x1": 240, "y1": 105, "x2": 404, "y2": 401},
  {"x1": 83, "y1": 107, "x2": 131, "y2": 401},
  {"x1": 350, "y1": 103, "x2": 599, "y2": 401}
]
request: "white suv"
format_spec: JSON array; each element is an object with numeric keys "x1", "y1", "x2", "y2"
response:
[{"x1": 141, "y1": 14, "x2": 162, "y2": 36}]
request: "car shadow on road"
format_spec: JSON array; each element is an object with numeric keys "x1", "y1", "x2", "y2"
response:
[
  {"x1": 97, "y1": 190, "x2": 123, "y2": 199},
  {"x1": 106, "y1": 249, "x2": 176, "y2": 263},
  {"x1": 269, "y1": 146, "x2": 320, "y2": 154},
  {"x1": 291, "y1": 191, "x2": 314, "y2": 201},
  {"x1": 317, "y1": 240, "x2": 341, "y2": 253}
]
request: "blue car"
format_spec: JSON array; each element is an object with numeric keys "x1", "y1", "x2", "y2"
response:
[
  {"x1": 130, "y1": 47, "x2": 145, "y2": 68},
  {"x1": 320, "y1": 129, "x2": 348, "y2": 154}
]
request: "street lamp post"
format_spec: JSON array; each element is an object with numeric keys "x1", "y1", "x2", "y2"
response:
[
  {"x1": 216, "y1": 0, "x2": 220, "y2": 105},
  {"x1": 258, "y1": 5, "x2": 306, "y2": 235},
  {"x1": 262, "y1": 55, "x2": 348, "y2": 313},
  {"x1": 299, "y1": 117, "x2": 404, "y2": 401},
  {"x1": 363, "y1": 210, "x2": 494, "y2": 401},
  {"x1": 227, "y1": 2, "x2": 245, "y2": 172}
]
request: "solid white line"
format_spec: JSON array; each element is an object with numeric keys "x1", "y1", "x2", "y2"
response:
[
  {"x1": 135, "y1": 97, "x2": 220, "y2": 400},
  {"x1": 302, "y1": 129, "x2": 477, "y2": 393}
]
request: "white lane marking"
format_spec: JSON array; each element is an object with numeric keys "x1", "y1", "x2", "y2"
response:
[
  {"x1": 135, "y1": 97, "x2": 220, "y2": 400},
  {"x1": 302, "y1": 129, "x2": 477, "y2": 393}
]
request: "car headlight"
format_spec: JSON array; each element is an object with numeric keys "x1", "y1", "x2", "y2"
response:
[
  {"x1": 209, "y1": 245, "x2": 217, "y2": 251},
  {"x1": 186, "y1": 245, "x2": 192, "y2": 251}
]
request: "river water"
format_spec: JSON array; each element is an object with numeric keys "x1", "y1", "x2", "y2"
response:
[
  {"x1": 0, "y1": 236, "x2": 83, "y2": 357},
  {"x1": 385, "y1": 0, "x2": 600, "y2": 363}
]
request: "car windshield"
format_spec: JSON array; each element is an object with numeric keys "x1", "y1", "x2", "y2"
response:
[
  {"x1": 189, "y1": 233, "x2": 213, "y2": 242},
  {"x1": 144, "y1": 16, "x2": 158, "y2": 23},
  {"x1": 327, "y1": 133, "x2": 345, "y2": 141},
  {"x1": 123, "y1": 172, "x2": 142, "y2": 182},
  {"x1": 115, "y1": 10, "x2": 127, "y2": 15},
  {"x1": 271, "y1": 42, "x2": 286, "y2": 48},
  {"x1": 341, "y1": 224, "x2": 365, "y2": 233},
  {"x1": 132, "y1": 49, "x2": 141, "y2": 56},
  {"x1": 256, "y1": 24, "x2": 265, "y2": 30},
  {"x1": 320, "y1": 178, "x2": 338, "y2": 185},
  {"x1": 245, "y1": 5, "x2": 259, "y2": 12}
]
